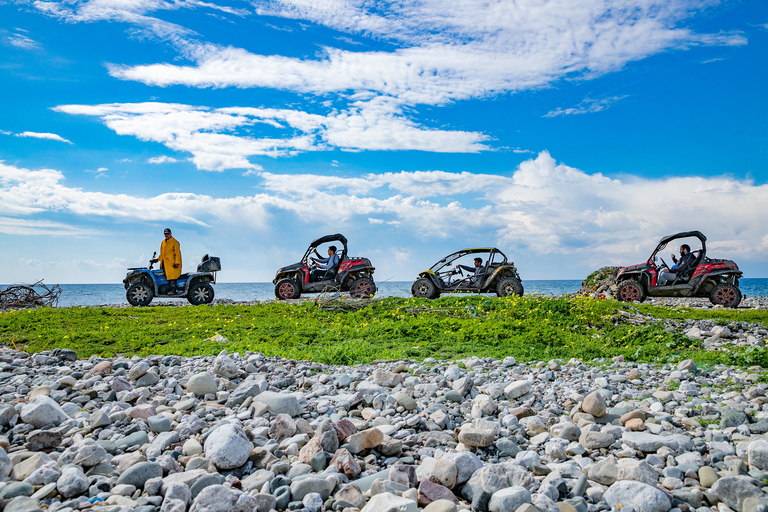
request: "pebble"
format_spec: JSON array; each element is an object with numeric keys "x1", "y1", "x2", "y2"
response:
[{"x1": 0, "y1": 321, "x2": 763, "y2": 512}]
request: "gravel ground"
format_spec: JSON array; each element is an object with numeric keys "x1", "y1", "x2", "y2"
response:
[{"x1": 0, "y1": 312, "x2": 766, "y2": 512}]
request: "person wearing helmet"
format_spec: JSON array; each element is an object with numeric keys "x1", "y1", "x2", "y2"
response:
[{"x1": 158, "y1": 228, "x2": 182, "y2": 293}]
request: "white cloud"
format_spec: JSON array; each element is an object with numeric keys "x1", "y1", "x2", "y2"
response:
[
  {"x1": 147, "y1": 155, "x2": 179, "y2": 164},
  {"x1": 107, "y1": 1, "x2": 745, "y2": 108},
  {"x1": 6, "y1": 33, "x2": 41, "y2": 50},
  {"x1": 0, "y1": 217, "x2": 96, "y2": 236},
  {"x1": 85, "y1": 167, "x2": 109, "y2": 178},
  {"x1": 54, "y1": 101, "x2": 489, "y2": 170},
  {"x1": 544, "y1": 96, "x2": 629, "y2": 118},
  {"x1": 2, "y1": 154, "x2": 766, "y2": 269},
  {"x1": 15, "y1": 131, "x2": 73, "y2": 143}
]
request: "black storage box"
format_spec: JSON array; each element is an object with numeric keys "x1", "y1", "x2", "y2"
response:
[{"x1": 197, "y1": 256, "x2": 221, "y2": 272}]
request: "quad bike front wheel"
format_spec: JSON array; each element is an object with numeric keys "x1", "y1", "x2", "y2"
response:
[
  {"x1": 275, "y1": 278, "x2": 301, "y2": 300},
  {"x1": 617, "y1": 280, "x2": 646, "y2": 303},
  {"x1": 411, "y1": 278, "x2": 439, "y2": 299},
  {"x1": 127, "y1": 282, "x2": 154, "y2": 307},
  {"x1": 496, "y1": 276, "x2": 524, "y2": 297},
  {"x1": 710, "y1": 283, "x2": 742, "y2": 308},
  {"x1": 188, "y1": 281, "x2": 215, "y2": 305},
  {"x1": 350, "y1": 277, "x2": 376, "y2": 299}
]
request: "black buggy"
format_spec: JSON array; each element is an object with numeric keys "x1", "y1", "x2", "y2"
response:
[{"x1": 411, "y1": 248, "x2": 524, "y2": 299}]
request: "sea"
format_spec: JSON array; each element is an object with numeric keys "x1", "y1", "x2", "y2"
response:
[{"x1": 4, "y1": 278, "x2": 768, "y2": 307}]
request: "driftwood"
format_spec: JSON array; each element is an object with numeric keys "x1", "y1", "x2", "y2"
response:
[{"x1": 0, "y1": 280, "x2": 61, "y2": 310}]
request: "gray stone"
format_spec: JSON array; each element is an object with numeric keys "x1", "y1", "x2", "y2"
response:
[
  {"x1": 488, "y1": 486, "x2": 532, "y2": 512},
  {"x1": 117, "y1": 461, "x2": 163, "y2": 489},
  {"x1": 721, "y1": 410, "x2": 749, "y2": 429},
  {"x1": 186, "y1": 373, "x2": 217, "y2": 396},
  {"x1": 148, "y1": 414, "x2": 172, "y2": 433},
  {"x1": 89, "y1": 409, "x2": 112, "y2": 428},
  {"x1": 602, "y1": 480, "x2": 671, "y2": 512},
  {"x1": 505, "y1": 381, "x2": 531, "y2": 400},
  {"x1": 290, "y1": 477, "x2": 334, "y2": 501},
  {"x1": 190, "y1": 474, "x2": 222, "y2": 500},
  {"x1": 189, "y1": 485, "x2": 237, "y2": 512},
  {"x1": 748, "y1": 440, "x2": 768, "y2": 471},
  {"x1": 204, "y1": 422, "x2": 251, "y2": 470},
  {"x1": 0, "y1": 447, "x2": 11, "y2": 479},
  {"x1": 621, "y1": 431, "x2": 693, "y2": 452},
  {"x1": 712, "y1": 476, "x2": 767, "y2": 511},
  {"x1": 212, "y1": 353, "x2": 239, "y2": 379},
  {"x1": 579, "y1": 431, "x2": 614, "y2": 450},
  {"x1": 252, "y1": 391, "x2": 302, "y2": 416},
  {"x1": 56, "y1": 465, "x2": 89, "y2": 498},
  {"x1": 135, "y1": 370, "x2": 159, "y2": 387},
  {"x1": 3, "y1": 497, "x2": 43, "y2": 512},
  {"x1": 462, "y1": 462, "x2": 539, "y2": 512},
  {"x1": 19, "y1": 395, "x2": 68, "y2": 428},
  {"x1": 228, "y1": 380, "x2": 262, "y2": 407},
  {"x1": 443, "y1": 451, "x2": 484, "y2": 485},
  {"x1": 128, "y1": 361, "x2": 150, "y2": 380},
  {"x1": 617, "y1": 459, "x2": 659, "y2": 486},
  {"x1": 0, "y1": 482, "x2": 34, "y2": 500},
  {"x1": 116, "y1": 430, "x2": 149, "y2": 449}
]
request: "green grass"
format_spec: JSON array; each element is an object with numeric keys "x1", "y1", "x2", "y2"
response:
[{"x1": 1, "y1": 296, "x2": 767, "y2": 367}]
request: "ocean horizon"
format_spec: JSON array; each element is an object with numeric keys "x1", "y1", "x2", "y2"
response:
[{"x1": 3, "y1": 278, "x2": 767, "y2": 307}]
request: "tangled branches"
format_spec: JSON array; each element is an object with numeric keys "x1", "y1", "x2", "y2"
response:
[
  {"x1": 0, "y1": 280, "x2": 61, "y2": 311},
  {"x1": 314, "y1": 293, "x2": 372, "y2": 312}
]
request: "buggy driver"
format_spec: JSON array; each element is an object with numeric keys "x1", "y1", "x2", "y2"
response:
[
  {"x1": 310, "y1": 245, "x2": 340, "y2": 282},
  {"x1": 658, "y1": 244, "x2": 695, "y2": 286},
  {"x1": 456, "y1": 257, "x2": 486, "y2": 284}
]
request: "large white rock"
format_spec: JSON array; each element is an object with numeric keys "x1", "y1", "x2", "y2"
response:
[
  {"x1": 57, "y1": 465, "x2": 89, "y2": 498},
  {"x1": 489, "y1": 486, "x2": 532, "y2": 512},
  {"x1": 603, "y1": 480, "x2": 671, "y2": 512},
  {"x1": 212, "y1": 352, "x2": 240, "y2": 379},
  {"x1": 20, "y1": 395, "x2": 68, "y2": 428},
  {"x1": 361, "y1": 492, "x2": 418, "y2": 512},
  {"x1": 504, "y1": 381, "x2": 531, "y2": 400},
  {"x1": 748, "y1": 439, "x2": 768, "y2": 471},
  {"x1": 621, "y1": 432, "x2": 693, "y2": 452},
  {"x1": 186, "y1": 373, "x2": 217, "y2": 396},
  {"x1": 252, "y1": 391, "x2": 302, "y2": 417},
  {"x1": 204, "y1": 423, "x2": 251, "y2": 470}
]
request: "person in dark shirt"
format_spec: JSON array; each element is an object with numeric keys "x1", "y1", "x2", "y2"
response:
[
  {"x1": 456, "y1": 257, "x2": 487, "y2": 284},
  {"x1": 658, "y1": 244, "x2": 696, "y2": 286}
]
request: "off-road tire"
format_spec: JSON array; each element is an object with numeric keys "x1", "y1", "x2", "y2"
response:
[
  {"x1": 617, "y1": 280, "x2": 646, "y2": 303},
  {"x1": 349, "y1": 277, "x2": 376, "y2": 299},
  {"x1": 411, "y1": 278, "x2": 439, "y2": 299},
  {"x1": 275, "y1": 278, "x2": 301, "y2": 300},
  {"x1": 188, "y1": 281, "x2": 214, "y2": 305},
  {"x1": 710, "y1": 282, "x2": 742, "y2": 308},
  {"x1": 496, "y1": 276, "x2": 524, "y2": 297},
  {"x1": 126, "y1": 282, "x2": 154, "y2": 307}
]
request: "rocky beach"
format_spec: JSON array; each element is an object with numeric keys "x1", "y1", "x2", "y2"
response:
[{"x1": 0, "y1": 306, "x2": 767, "y2": 512}]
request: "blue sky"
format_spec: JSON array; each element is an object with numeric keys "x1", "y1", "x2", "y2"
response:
[{"x1": 1, "y1": 0, "x2": 766, "y2": 284}]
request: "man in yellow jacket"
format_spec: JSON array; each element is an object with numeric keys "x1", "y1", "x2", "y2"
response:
[{"x1": 159, "y1": 228, "x2": 182, "y2": 294}]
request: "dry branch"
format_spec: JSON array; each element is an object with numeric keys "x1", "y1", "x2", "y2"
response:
[{"x1": 0, "y1": 280, "x2": 61, "y2": 310}]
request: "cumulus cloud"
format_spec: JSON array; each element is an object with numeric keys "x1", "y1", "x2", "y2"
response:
[
  {"x1": 54, "y1": 101, "x2": 489, "y2": 170},
  {"x1": 2, "y1": 154, "x2": 766, "y2": 268},
  {"x1": 543, "y1": 96, "x2": 629, "y2": 118},
  {"x1": 15, "y1": 131, "x2": 73, "y2": 143}
]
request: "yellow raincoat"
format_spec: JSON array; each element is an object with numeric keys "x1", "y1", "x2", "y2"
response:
[{"x1": 160, "y1": 236, "x2": 182, "y2": 280}]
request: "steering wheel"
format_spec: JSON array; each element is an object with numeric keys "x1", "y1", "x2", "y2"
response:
[
  {"x1": 455, "y1": 266, "x2": 464, "y2": 276},
  {"x1": 659, "y1": 257, "x2": 669, "y2": 270}
]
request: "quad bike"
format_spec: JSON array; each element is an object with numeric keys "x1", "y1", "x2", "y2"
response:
[
  {"x1": 616, "y1": 231, "x2": 742, "y2": 307},
  {"x1": 123, "y1": 252, "x2": 220, "y2": 306},
  {"x1": 273, "y1": 234, "x2": 376, "y2": 300},
  {"x1": 411, "y1": 248, "x2": 524, "y2": 299}
]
